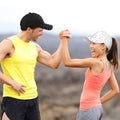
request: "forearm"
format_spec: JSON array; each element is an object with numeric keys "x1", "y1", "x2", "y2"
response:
[
  {"x1": 101, "y1": 90, "x2": 119, "y2": 104},
  {"x1": 51, "y1": 41, "x2": 63, "y2": 68},
  {"x1": 0, "y1": 71, "x2": 14, "y2": 86},
  {"x1": 0, "y1": 71, "x2": 26, "y2": 95},
  {"x1": 101, "y1": 71, "x2": 120, "y2": 104},
  {"x1": 62, "y1": 38, "x2": 71, "y2": 66}
]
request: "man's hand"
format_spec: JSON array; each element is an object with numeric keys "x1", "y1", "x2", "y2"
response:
[{"x1": 11, "y1": 81, "x2": 26, "y2": 96}]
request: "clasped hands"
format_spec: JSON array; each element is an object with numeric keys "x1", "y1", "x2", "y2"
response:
[{"x1": 59, "y1": 29, "x2": 72, "y2": 41}]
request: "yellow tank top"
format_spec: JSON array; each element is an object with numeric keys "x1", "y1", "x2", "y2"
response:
[{"x1": 1, "y1": 35, "x2": 38, "y2": 100}]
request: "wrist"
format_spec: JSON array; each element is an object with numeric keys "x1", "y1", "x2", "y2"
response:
[{"x1": 9, "y1": 79, "x2": 15, "y2": 87}]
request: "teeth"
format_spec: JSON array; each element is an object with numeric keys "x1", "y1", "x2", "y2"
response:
[{"x1": 91, "y1": 51, "x2": 95, "y2": 54}]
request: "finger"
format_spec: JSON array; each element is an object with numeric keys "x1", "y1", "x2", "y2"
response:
[
  {"x1": 63, "y1": 34, "x2": 70, "y2": 36},
  {"x1": 20, "y1": 87, "x2": 26, "y2": 93},
  {"x1": 21, "y1": 84, "x2": 27, "y2": 88},
  {"x1": 63, "y1": 34, "x2": 71, "y2": 38},
  {"x1": 65, "y1": 29, "x2": 69, "y2": 31},
  {"x1": 63, "y1": 32, "x2": 71, "y2": 35},
  {"x1": 21, "y1": 88, "x2": 26, "y2": 93},
  {"x1": 20, "y1": 89, "x2": 25, "y2": 94},
  {"x1": 18, "y1": 91, "x2": 20, "y2": 96}
]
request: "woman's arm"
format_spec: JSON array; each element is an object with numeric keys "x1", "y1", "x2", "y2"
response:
[
  {"x1": 60, "y1": 30, "x2": 100, "y2": 68},
  {"x1": 101, "y1": 71, "x2": 119, "y2": 103}
]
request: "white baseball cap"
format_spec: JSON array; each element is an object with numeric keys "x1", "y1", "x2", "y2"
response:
[{"x1": 83, "y1": 31, "x2": 112, "y2": 50}]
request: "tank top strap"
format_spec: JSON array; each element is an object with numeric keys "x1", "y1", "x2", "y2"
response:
[{"x1": 100, "y1": 58, "x2": 111, "y2": 70}]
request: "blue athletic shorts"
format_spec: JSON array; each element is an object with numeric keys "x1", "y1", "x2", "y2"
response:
[
  {"x1": 1, "y1": 97, "x2": 41, "y2": 120},
  {"x1": 76, "y1": 105, "x2": 103, "y2": 120}
]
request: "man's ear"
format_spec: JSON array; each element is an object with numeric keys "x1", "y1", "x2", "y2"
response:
[{"x1": 26, "y1": 27, "x2": 32, "y2": 32}]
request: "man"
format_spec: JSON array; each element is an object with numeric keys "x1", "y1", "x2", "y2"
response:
[{"x1": 0, "y1": 12, "x2": 63, "y2": 120}]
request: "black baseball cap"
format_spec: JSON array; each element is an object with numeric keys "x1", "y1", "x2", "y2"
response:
[{"x1": 20, "y1": 12, "x2": 53, "y2": 30}]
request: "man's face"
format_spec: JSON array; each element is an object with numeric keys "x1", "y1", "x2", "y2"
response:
[{"x1": 31, "y1": 28, "x2": 43, "y2": 41}]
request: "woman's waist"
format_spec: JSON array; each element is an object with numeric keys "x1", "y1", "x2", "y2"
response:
[{"x1": 80, "y1": 99, "x2": 101, "y2": 109}]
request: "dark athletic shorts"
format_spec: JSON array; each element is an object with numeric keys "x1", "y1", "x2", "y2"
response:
[{"x1": 1, "y1": 97, "x2": 41, "y2": 120}]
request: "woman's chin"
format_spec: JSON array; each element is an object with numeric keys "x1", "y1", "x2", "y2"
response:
[{"x1": 92, "y1": 55, "x2": 96, "y2": 58}]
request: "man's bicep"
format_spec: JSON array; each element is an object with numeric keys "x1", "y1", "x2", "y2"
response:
[{"x1": 37, "y1": 49, "x2": 52, "y2": 65}]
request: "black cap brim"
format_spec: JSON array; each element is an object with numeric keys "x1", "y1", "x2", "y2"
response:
[{"x1": 42, "y1": 23, "x2": 53, "y2": 30}]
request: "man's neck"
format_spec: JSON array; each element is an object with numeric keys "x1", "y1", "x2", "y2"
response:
[{"x1": 17, "y1": 31, "x2": 31, "y2": 43}]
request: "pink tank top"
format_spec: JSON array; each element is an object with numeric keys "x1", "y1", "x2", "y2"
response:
[{"x1": 80, "y1": 59, "x2": 112, "y2": 109}]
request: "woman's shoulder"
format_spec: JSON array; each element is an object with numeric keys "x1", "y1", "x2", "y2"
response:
[
  {"x1": 89, "y1": 58, "x2": 103, "y2": 65},
  {"x1": 90, "y1": 58, "x2": 105, "y2": 75},
  {"x1": 89, "y1": 58, "x2": 104, "y2": 69}
]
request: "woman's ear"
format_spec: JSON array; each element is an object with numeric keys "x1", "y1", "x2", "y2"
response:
[{"x1": 102, "y1": 43, "x2": 107, "y2": 51}]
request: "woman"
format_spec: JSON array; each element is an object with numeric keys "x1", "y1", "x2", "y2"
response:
[{"x1": 60, "y1": 30, "x2": 119, "y2": 120}]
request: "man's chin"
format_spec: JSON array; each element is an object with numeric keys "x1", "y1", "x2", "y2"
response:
[{"x1": 32, "y1": 39, "x2": 38, "y2": 42}]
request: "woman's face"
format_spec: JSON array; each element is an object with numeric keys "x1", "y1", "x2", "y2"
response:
[{"x1": 90, "y1": 42, "x2": 106, "y2": 58}]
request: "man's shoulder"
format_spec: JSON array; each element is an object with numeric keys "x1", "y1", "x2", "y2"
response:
[
  {"x1": 7, "y1": 35, "x2": 17, "y2": 40},
  {"x1": 2, "y1": 35, "x2": 17, "y2": 46},
  {"x1": 0, "y1": 39, "x2": 13, "y2": 53}
]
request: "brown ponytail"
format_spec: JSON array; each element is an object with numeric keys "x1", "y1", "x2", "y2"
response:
[{"x1": 107, "y1": 37, "x2": 119, "y2": 71}]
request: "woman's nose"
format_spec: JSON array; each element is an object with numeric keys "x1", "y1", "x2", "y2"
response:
[{"x1": 90, "y1": 43, "x2": 92, "y2": 48}]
